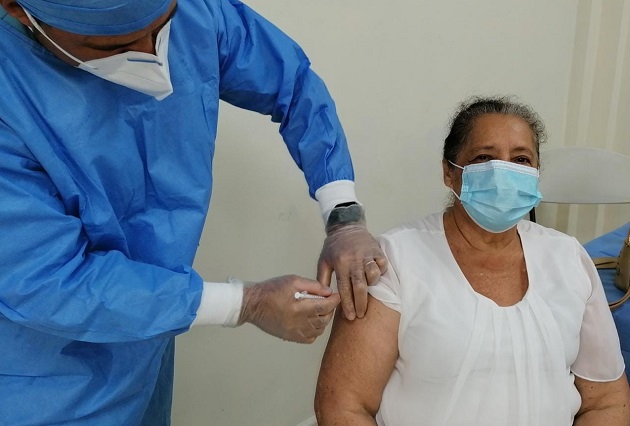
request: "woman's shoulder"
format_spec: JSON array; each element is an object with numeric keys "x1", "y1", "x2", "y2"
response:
[
  {"x1": 377, "y1": 213, "x2": 448, "y2": 262},
  {"x1": 380, "y1": 212, "x2": 445, "y2": 241},
  {"x1": 518, "y1": 220, "x2": 585, "y2": 267},
  {"x1": 518, "y1": 220, "x2": 579, "y2": 244}
]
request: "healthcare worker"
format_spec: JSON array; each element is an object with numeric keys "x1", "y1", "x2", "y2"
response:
[{"x1": 0, "y1": 0, "x2": 387, "y2": 424}]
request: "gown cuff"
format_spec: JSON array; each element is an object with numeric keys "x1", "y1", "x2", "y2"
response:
[
  {"x1": 191, "y1": 281, "x2": 243, "y2": 327},
  {"x1": 315, "y1": 180, "x2": 360, "y2": 224}
]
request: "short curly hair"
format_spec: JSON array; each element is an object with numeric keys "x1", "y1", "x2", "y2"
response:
[{"x1": 442, "y1": 95, "x2": 547, "y2": 165}]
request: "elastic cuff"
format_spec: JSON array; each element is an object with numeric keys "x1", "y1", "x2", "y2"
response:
[
  {"x1": 191, "y1": 282, "x2": 243, "y2": 327},
  {"x1": 315, "y1": 180, "x2": 360, "y2": 224}
]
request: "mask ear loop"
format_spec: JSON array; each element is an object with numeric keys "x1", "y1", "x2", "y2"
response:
[
  {"x1": 448, "y1": 160, "x2": 465, "y2": 170},
  {"x1": 21, "y1": 8, "x2": 96, "y2": 70},
  {"x1": 446, "y1": 160, "x2": 464, "y2": 200}
]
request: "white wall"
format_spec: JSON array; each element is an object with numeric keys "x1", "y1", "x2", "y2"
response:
[{"x1": 172, "y1": 1, "x2": 584, "y2": 425}]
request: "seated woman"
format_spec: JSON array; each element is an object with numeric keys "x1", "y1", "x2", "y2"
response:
[{"x1": 314, "y1": 96, "x2": 630, "y2": 426}]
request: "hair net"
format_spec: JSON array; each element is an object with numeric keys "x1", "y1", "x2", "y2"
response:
[{"x1": 17, "y1": 0, "x2": 173, "y2": 35}]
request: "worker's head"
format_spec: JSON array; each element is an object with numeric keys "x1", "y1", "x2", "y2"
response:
[{"x1": 1, "y1": 0, "x2": 177, "y2": 65}]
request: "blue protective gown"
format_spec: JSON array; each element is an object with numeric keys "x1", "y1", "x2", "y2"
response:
[{"x1": 0, "y1": 0, "x2": 354, "y2": 424}]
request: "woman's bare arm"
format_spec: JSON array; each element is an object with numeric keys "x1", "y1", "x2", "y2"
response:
[
  {"x1": 315, "y1": 295, "x2": 400, "y2": 425},
  {"x1": 573, "y1": 374, "x2": 630, "y2": 425}
]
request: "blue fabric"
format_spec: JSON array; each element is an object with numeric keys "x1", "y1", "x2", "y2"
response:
[
  {"x1": 0, "y1": 0, "x2": 353, "y2": 424},
  {"x1": 140, "y1": 338, "x2": 175, "y2": 426},
  {"x1": 1, "y1": 6, "x2": 29, "y2": 34},
  {"x1": 583, "y1": 222, "x2": 630, "y2": 381},
  {"x1": 16, "y1": 0, "x2": 172, "y2": 35}
]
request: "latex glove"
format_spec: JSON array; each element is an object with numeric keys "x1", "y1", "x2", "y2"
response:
[
  {"x1": 317, "y1": 224, "x2": 388, "y2": 320},
  {"x1": 238, "y1": 275, "x2": 341, "y2": 343}
]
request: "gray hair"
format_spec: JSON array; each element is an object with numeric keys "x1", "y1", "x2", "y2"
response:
[{"x1": 442, "y1": 95, "x2": 547, "y2": 164}]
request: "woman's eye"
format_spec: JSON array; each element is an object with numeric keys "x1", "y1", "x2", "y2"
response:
[
  {"x1": 474, "y1": 155, "x2": 491, "y2": 162},
  {"x1": 515, "y1": 157, "x2": 531, "y2": 164}
]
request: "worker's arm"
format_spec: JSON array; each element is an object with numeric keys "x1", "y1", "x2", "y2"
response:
[
  {"x1": 0, "y1": 122, "x2": 205, "y2": 343},
  {"x1": 212, "y1": 0, "x2": 387, "y2": 319}
]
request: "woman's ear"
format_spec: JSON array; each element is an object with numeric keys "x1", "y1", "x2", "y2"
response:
[
  {"x1": 1, "y1": 0, "x2": 32, "y2": 28},
  {"x1": 442, "y1": 159, "x2": 454, "y2": 189}
]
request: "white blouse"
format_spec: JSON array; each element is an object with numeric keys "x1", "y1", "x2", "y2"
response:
[{"x1": 368, "y1": 213, "x2": 624, "y2": 426}]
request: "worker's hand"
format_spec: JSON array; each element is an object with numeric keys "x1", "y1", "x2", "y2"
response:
[
  {"x1": 317, "y1": 224, "x2": 388, "y2": 321},
  {"x1": 238, "y1": 275, "x2": 340, "y2": 343}
]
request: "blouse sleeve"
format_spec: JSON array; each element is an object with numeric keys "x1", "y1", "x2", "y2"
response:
[
  {"x1": 571, "y1": 242, "x2": 625, "y2": 382},
  {"x1": 367, "y1": 234, "x2": 402, "y2": 313}
]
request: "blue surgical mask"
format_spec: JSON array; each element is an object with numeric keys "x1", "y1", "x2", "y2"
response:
[{"x1": 449, "y1": 160, "x2": 542, "y2": 233}]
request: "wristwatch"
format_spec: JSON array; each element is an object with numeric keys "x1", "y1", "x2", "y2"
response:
[{"x1": 325, "y1": 202, "x2": 366, "y2": 235}]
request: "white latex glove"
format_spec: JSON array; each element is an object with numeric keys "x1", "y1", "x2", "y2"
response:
[
  {"x1": 317, "y1": 223, "x2": 387, "y2": 321},
  {"x1": 238, "y1": 275, "x2": 341, "y2": 343}
]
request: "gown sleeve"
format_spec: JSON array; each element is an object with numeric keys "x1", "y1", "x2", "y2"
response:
[
  {"x1": 571, "y1": 242, "x2": 625, "y2": 381},
  {"x1": 0, "y1": 123, "x2": 204, "y2": 343},
  {"x1": 368, "y1": 234, "x2": 403, "y2": 312},
  {"x1": 212, "y1": 0, "x2": 354, "y2": 198}
]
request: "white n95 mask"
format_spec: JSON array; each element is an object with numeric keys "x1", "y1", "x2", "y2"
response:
[{"x1": 23, "y1": 8, "x2": 174, "y2": 101}]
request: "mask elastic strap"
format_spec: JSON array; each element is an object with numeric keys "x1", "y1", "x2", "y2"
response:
[
  {"x1": 449, "y1": 187, "x2": 461, "y2": 201},
  {"x1": 448, "y1": 160, "x2": 464, "y2": 170},
  {"x1": 22, "y1": 8, "x2": 96, "y2": 69},
  {"x1": 447, "y1": 160, "x2": 464, "y2": 199}
]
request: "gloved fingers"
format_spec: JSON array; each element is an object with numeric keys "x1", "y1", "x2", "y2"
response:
[
  {"x1": 292, "y1": 312, "x2": 334, "y2": 343},
  {"x1": 364, "y1": 259, "x2": 382, "y2": 285},
  {"x1": 307, "y1": 309, "x2": 335, "y2": 332},
  {"x1": 296, "y1": 303, "x2": 337, "y2": 342},
  {"x1": 301, "y1": 336, "x2": 317, "y2": 344},
  {"x1": 285, "y1": 286, "x2": 339, "y2": 343},
  {"x1": 375, "y1": 255, "x2": 389, "y2": 274},
  {"x1": 309, "y1": 292, "x2": 340, "y2": 316},
  {"x1": 296, "y1": 279, "x2": 334, "y2": 298},
  {"x1": 351, "y1": 262, "x2": 369, "y2": 318},
  {"x1": 291, "y1": 326, "x2": 317, "y2": 343},
  {"x1": 293, "y1": 293, "x2": 339, "y2": 317},
  {"x1": 335, "y1": 272, "x2": 356, "y2": 321},
  {"x1": 239, "y1": 275, "x2": 336, "y2": 343},
  {"x1": 316, "y1": 258, "x2": 334, "y2": 288},
  {"x1": 359, "y1": 241, "x2": 388, "y2": 284},
  {"x1": 318, "y1": 224, "x2": 389, "y2": 319},
  {"x1": 296, "y1": 327, "x2": 324, "y2": 343}
]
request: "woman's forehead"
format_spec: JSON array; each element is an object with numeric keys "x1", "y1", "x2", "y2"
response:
[{"x1": 464, "y1": 114, "x2": 536, "y2": 151}]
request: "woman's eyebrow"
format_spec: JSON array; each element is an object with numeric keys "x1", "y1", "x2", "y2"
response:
[
  {"x1": 511, "y1": 146, "x2": 535, "y2": 155},
  {"x1": 469, "y1": 145, "x2": 498, "y2": 154}
]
